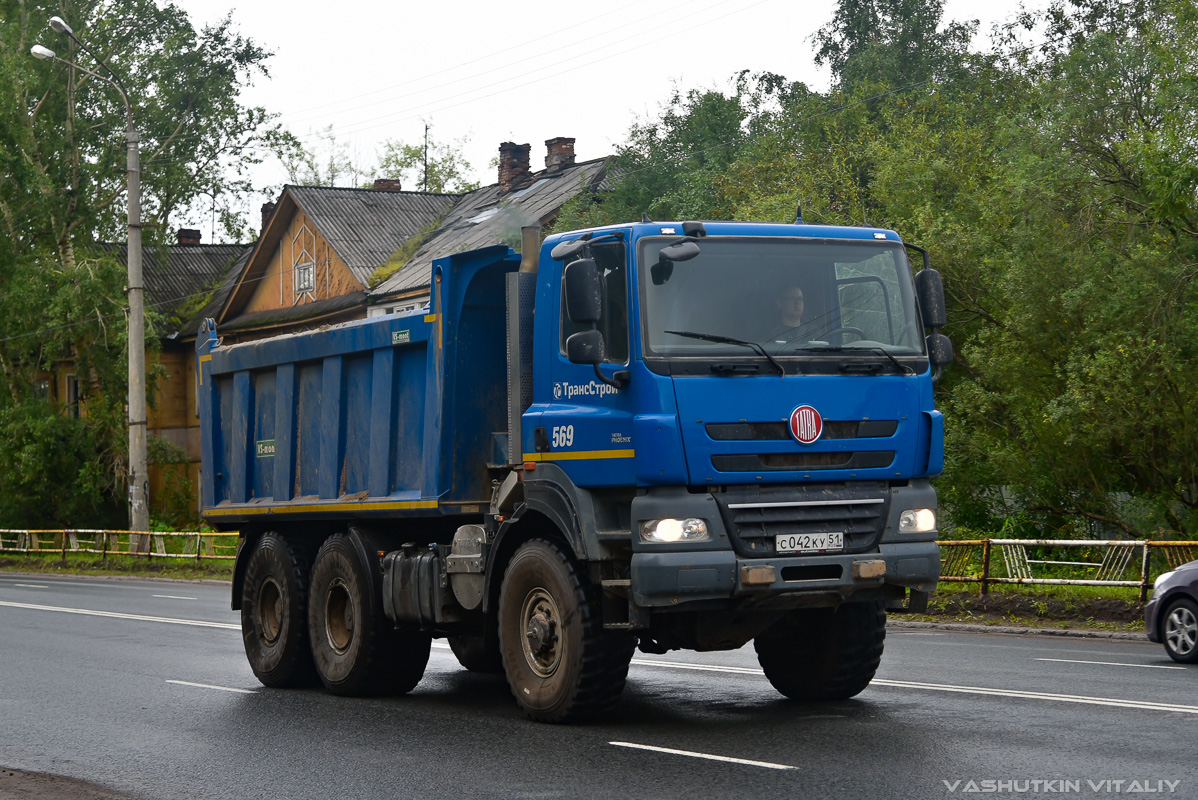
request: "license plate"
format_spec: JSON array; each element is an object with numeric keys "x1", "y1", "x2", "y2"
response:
[{"x1": 775, "y1": 532, "x2": 844, "y2": 553}]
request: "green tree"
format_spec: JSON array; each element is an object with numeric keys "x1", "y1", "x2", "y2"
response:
[
  {"x1": 374, "y1": 125, "x2": 479, "y2": 193},
  {"x1": 0, "y1": 0, "x2": 293, "y2": 527}
]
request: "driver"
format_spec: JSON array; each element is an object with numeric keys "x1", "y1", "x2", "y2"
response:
[{"x1": 766, "y1": 285, "x2": 823, "y2": 344}]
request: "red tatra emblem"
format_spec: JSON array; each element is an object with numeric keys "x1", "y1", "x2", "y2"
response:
[{"x1": 789, "y1": 405, "x2": 823, "y2": 444}]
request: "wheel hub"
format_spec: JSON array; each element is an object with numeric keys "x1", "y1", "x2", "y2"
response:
[
  {"x1": 1166, "y1": 606, "x2": 1197, "y2": 656},
  {"x1": 325, "y1": 578, "x2": 355, "y2": 655},
  {"x1": 256, "y1": 577, "x2": 283, "y2": 646},
  {"x1": 520, "y1": 588, "x2": 561, "y2": 678}
]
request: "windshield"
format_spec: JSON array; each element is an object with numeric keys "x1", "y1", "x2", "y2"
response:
[{"x1": 639, "y1": 236, "x2": 924, "y2": 363}]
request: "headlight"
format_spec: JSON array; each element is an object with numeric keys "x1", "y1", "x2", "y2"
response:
[
  {"x1": 640, "y1": 518, "x2": 710, "y2": 543},
  {"x1": 1154, "y1": 571, "x2": 1175, "y2": 591},
  {"x1": 898, "y1": 508, "x2": 937, "y2": 533}
]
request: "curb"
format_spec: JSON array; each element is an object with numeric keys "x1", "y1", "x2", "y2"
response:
[{"x1": 888, "y1": 619, "x2": 1147, "y2": 641}]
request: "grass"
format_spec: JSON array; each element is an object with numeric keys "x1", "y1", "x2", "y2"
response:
[
  {"x1": 904, "y1": 581, "x2": 1147, "y2": 633},
  {"x1": 0, "y1": 552, "x2": 234, "y2": 581}
]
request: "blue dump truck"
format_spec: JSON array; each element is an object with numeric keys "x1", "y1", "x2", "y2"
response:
[{"x1": 197, "y1": 219, "x2": 952, "y2": 722}]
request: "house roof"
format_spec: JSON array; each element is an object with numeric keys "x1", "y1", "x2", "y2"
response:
[
  {"x1": 370, "y1": 156, "x2": 610, "y2": 298},
  {"x1": 285, "y1": 186, "x2": 458, "y2": 286},
  {"x1": 218, "y1": 290, "x2": 367, "y2": 333},
  {"x1": 106, "y1": 242, "x2": 251, "y2": 336},
  {"x1": 219, "y1": 185, "x2": 457, "y2": 324}
]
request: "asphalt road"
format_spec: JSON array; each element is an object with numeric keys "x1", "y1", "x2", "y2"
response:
[{"x1": 0, "y1": 573, "x2": 1193, "y2": 800}]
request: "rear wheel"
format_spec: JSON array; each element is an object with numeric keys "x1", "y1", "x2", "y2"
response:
[
  {"x1": 240, "y1": 532, "x2": 317, "y2": 688},
  {"x1": 1162, "y1": 597, "x2": 1198, "y2": 664},
  {"x1": 754, "y1": 601, "x2": 886, "y2": 701},
  {"x1": 308, "y1": 534, "x2": 431, "y2": 695},
  {"x1": 498, "y1": 538, "x2": 634, "y2": 722}
]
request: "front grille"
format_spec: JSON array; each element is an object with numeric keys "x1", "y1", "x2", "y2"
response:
[
  {"x1": 706, "y1": 420, "x2": 897, "y2": 441},
  {"x1": 714, "y1": 483, "x2": 889, "y2": 558},
  {"x1": 712, "y1": 451, "x2": 895, "y2": 472}
]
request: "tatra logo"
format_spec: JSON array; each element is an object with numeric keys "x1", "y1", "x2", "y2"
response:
[
  {"x1": 789, "y1": 405, "x2": 823, "y2": 445},
  {"x1": 554, "y1": 381, "x2": 620, "y2": 401}
]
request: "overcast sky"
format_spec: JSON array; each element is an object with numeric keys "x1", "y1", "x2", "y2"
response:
[{"x1": 170, "y1": 0, "x2": 1047, "y2": 241}]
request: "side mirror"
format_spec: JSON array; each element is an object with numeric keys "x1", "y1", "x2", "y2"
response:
[
  {"x1": 659, "y1": 239, "x2": 701, "y2": 263},
  {"x1": 566, "y1": 329, "x2": 605, "y2": 365},
  {"x1": 927, "y1": 332, "x2": 954, "y2": 367},
  {"x1": 551, "y1": 237, "x2": 589, "y2": 261},
  {"x1": 915, "y1": 268, "x2": 947, "y2": 329},
  {"x1": 564, "y1": 259, "x2": 602, "y2": 324},
  {"x1": 651, "y1": 258, "x2": 674, "y2": 286}
]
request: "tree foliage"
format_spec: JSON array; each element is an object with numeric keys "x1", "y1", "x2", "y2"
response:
[
  {"x1": 570, "y1": 0, "x2": 1198, "y2": 539},
  {"x1": 0, "y1": 0, "x2": 292, "y2": 527}
]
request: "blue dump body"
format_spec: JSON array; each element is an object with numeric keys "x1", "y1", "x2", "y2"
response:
[
  {"x1": 197, "y1": 245, "x2": 520, "y2": 522},
  {"x1": 202, "y1": 220, "x2": 951, "y2": 721}
]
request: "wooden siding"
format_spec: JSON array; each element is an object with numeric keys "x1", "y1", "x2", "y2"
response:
[{"x1": 243, "y1": 209, "x2": 364, "y2": 315}]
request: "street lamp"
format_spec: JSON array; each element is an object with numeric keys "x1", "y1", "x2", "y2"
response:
[{"x1": 32, "y1": 17, "x2": 150, "y2": 544}]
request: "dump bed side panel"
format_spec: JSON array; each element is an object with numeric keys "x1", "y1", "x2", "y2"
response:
[{"x1": 195, "y1": 245, "x2": 520, "y2": 523}]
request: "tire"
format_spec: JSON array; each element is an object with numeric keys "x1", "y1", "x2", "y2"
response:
[
  {"x1": 240, "y1": 532, "x2": 318, "y2": 688},
  {"x1": 448, "y1": 633, "x2": 504, "y2": 674},
  {"x1": 498, "y1": 538, "x2": 634, "y2": 722},
  {"x1": 1161, "y1": 597, "x2": 1198, "y2": 664},
  {"x1": 308, "y1": 533, "x2": 431, "y2": 696},
  {"x1": 754, "y1": 600, "x2": 886, "y2": 701}
]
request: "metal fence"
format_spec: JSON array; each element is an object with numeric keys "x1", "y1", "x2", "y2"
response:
[
  {"x1": 3, "y1": 531, "x2": 1195, "y2": 595},
  {"x1": 939, "y1": 539, "x2": 1198, "y2": 601},
  {"x1": 0, "y1": 529, "x2": 239, "y2": 562}
]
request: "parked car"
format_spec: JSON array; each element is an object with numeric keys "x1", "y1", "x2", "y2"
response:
[{"x1": 1145, "y1": 559, "x2": 1198, "y2": 663}]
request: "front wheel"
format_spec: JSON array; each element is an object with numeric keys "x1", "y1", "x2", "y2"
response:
[
  {"x1": 498, "y1": 539, "x2": 633, "y2": 722},
  {"x1": 1162, "y1": 597, "x2": 1198, "y2": 664},
  {"x1": 240, "y1": 532, "x2": 317, "y2": 688},
  {"x1": 754, "y1": 601, "x2": 886, "y2": 701}
]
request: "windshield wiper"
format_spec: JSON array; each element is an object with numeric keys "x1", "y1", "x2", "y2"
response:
[
  {"x1": 800, "y1": 344, "x2": 915, "y2": 375},
  {"x1": 665, "y1": 330, "x2": 786, "y2": 376}
]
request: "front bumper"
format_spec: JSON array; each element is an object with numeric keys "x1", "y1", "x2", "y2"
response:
[{"x1": 629, "y1": 540, "x2": 940, "y2": 608}]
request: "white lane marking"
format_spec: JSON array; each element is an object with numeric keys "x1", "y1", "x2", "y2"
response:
[
  {"x1": 0, "y1": 600, "x2": 239, "y2": 630},
  {"x1": 166, "y1": 680, "x2": 256, "y2": 695},
  {"x1": 7, "y1": 606, "x2": 1190, "y2": 715},
  {"x1": 1035, "y1": 657, "x2": 1185, "y2": 671},
  {"x1": 871, "y1": 679, "x2": 1198, "y2": 714},
  {"x1": 632, "y1": 658, "x2": 761, "y2": 675},
  {"x1": 610, "y1": 741, "x2": 795, "y2": 770},
  {"x1": 12, "y1": 583, "x2": 48, "y2": 589},
  {"x1": 152, "y1": 595, "x2": 197, "y2": 601},
  {"x1": 631, "y1": 657, "x2": 1198, "y2": 715}
]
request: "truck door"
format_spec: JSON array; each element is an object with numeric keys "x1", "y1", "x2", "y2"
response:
[{"x1": 538, "y1": 235, "x2": 636, "y2": 487}]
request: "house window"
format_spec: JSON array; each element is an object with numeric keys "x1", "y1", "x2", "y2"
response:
[
  {"x1": 295, "y1": 260, "x2": 315, "y2": 292},
  {"x1": 292, "y1": 223, "x2": 316, "y2": 296}
]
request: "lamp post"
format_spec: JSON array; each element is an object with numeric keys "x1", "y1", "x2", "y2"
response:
[{"x1": 33, "y1": 17, "x2": 150, "y2": 544}]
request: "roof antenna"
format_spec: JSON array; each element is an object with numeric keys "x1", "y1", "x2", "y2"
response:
[
  {"x1": 795, "y1": 198, "x2": 803, "y2": 224},
  {"x1": 642, "y1": 212, "x2": 652, "y2": 223}
]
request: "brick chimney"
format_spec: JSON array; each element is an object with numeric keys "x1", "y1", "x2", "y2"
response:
[
  {"x1": 176, "y1": 228, "x2": 201, "y2": 245},
  {"x1": 498, "y1": 141, "x2": 532, "y2": 196},
  {"x1": 544, "y1": 137, "x2": 576, "y2": 174},
  {"x1": 260, "y1": 202, "x2": 276, "y2": 236},
  {"x1": 372, "y1": 178, "x2": 403, "y2": 192}
]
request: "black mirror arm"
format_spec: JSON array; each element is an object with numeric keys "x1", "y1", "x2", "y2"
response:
[{"x1": 593, "y1": 363, "x2": 629, "y2": 389}]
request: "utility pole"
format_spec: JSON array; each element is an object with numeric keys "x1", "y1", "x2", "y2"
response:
[
  {"x1": 423, "y1": 122, "x2": 429, "y2": 192},
  {"x1": 34, "y1": 17, "x2": 150, "y2": 545}
]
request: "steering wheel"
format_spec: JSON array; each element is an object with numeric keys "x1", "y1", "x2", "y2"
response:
[{"x1": 779, "y1": 326, "x2": 867, "y2": 352}]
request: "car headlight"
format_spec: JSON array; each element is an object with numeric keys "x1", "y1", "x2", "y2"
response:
[
  {"x1": 898, "y1": 508, "x2": 937, "y2": 533},
  {"x1": 640, "y1": 518, "x2": 710, "y2": 543},
  {"x1": 1154, "y1": 571, "x2": 1175, "y2": 591}
]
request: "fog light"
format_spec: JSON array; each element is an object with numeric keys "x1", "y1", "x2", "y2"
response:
[
  {"x1": 640, "y1": 518, "x2": 709, "y2": 543},
  {"x1": 898, "y1": 508, "x2": 936, "y2": 533}
]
